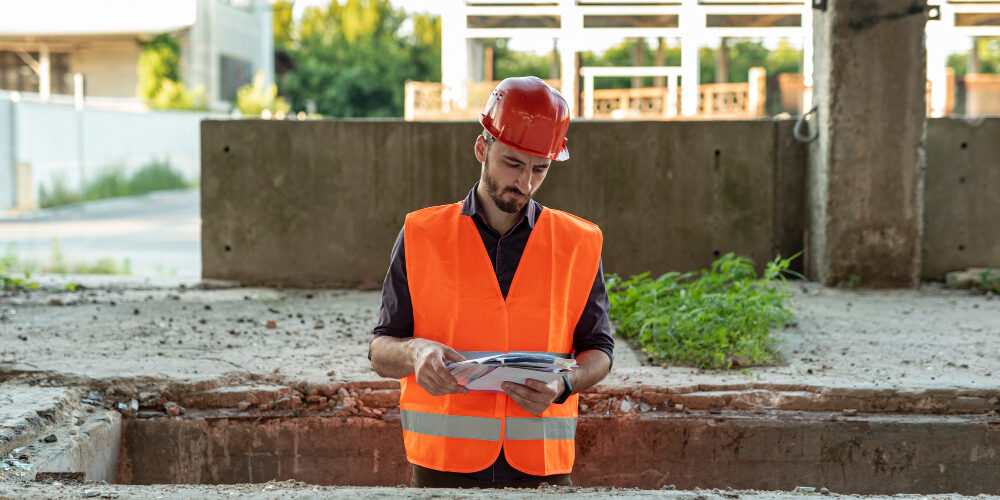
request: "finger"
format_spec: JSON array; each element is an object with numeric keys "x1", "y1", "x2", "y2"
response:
[
  {"x1": 503, "y1": 385, "x2": 542, "y2": 415},
  {"x1": 443, "y1": 347, "x2": 466, "y2": 362},
  {"x1": 429, "y1": 357, "x2": 467, "y2": 394},
  {"x1": 522, "y1": 378, "x2": 555, "y2": 394},
  {"x1": 502, "y1": 382, "x2": 538, "y2": 403}
]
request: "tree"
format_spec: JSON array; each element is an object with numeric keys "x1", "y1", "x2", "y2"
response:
[
  {"x1": 136, "y1": 33, "x2": 207, "y2": 110},
  {"x1": 276, "y1": 0, "x2": 441, "y2": 117},
  {"x1": 137, "y1": 34, "x2": 181, "y2": 102},
  {"x1": 948, "y1": 38, "x2": 1000, "y2": 77},
  {"x1": 237, "y1": 71, "x2": 291, "y2": 116},
  {"x1": 273, "y1": 0, "x2": 294, "y2": 52}
]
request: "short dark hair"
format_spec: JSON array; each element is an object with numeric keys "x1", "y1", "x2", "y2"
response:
[{"x1": 482, "y1": 129, "x2": 496, "y2": 150}]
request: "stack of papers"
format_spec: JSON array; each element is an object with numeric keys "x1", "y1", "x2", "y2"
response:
[{"x1": 448, "y1": 353, "x2": 576, "y2": 393}]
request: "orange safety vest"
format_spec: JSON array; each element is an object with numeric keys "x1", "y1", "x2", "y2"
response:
[{"x1": 399, "y1": 201, "x2": 602, "y2": 476}]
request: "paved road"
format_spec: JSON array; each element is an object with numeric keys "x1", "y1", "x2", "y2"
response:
[{"x1": 0, "y1": 188, "x2": 200, "y2": 278}]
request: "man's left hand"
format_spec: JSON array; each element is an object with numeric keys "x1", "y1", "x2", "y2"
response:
[{"x1": 501, "y1": 378, "x2": 563, "y2": 415}]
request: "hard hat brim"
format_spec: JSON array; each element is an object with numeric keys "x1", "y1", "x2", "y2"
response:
[{"x1": 480, "y1": 113, "x2": 570, "y2": 162}]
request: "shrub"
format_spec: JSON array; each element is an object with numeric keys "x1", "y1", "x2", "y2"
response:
[
  {"x1": 237, "y1": 70, "x2": 291, "y2": 116},
  {"x1": 84, "y1": 167, "x2": 130, "y2": 201},
  {"x1": 607, "y1": 253, "x2": 799, "y2": 370},
  {"x1": 38, "y1": 180, "x2": 84, "y2": 208},
  {"x1": 39, "y1": 160, "x2": 192, "y2": 208},
  {"x1": 127, "y1": 160, "x2": 190, "y2": 195}
]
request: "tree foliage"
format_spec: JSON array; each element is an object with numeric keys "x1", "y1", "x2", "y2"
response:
[
  {"x1": 276, "y1": 0, "x2": 441, "y2": 117},
  {"x1": 273, "y1": 0, "x2": 294, "y2": 52},
  {"x1": 947, "y1": 38, "x2": 1000, "y2": 77},
  {"x1": 137, "y1": 34, "x2": 181, "y2": 101},
  {"x1": 237, "y1": 71, "x2": 291, "y2": 116},
  {"x1": 136, "y1": 33, "x2": 207, "y2": 110}
]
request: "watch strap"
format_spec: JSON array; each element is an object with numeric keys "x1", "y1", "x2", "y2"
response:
[{"x1": 553, "y1": 374, "x2": 573, "y2": 404}]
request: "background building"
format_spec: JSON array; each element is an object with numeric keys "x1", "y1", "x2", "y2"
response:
[{"x1": 0, "y1": 0, "x2": 273, "y2": 109}]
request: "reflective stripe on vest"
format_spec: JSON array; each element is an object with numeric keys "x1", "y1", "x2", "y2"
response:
[
  {"x1": 400, "y1": 409, "x2": 577, "y2": 441},
  {"x1": 505, "y1": 417, "x2": 577, "y2": 440},
  {"x1": 400, "y1": 409, "x2": 501, "y2": 441}
]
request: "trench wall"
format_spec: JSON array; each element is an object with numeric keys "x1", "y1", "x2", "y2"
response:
[
  {"x1": 201, "y1": 118, "x2": 999, "y2": 287},
  {"x1": 119, "y1": 411, "x2": 1000, "y2": 494}
]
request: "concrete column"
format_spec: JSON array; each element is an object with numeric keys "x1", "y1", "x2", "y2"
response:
[
  {"x1": 926, "y1": 1, "x2": 953, "y2": 117},
  {"x1": 807, "y1": 0, "x2": 928, "y2": 287},
  {"x1": 632, "y1": 38, "x2": 645, "y2": 88},
  {"x1": 680, "y1": 0, "x2": 702, "y2": 116},
  {"x1": 802, "y1": 1, "x2": 814, "y2": 112},
  {"x1": 968, "y1": 37, "x2": 981, "y2": 75},
  {"x1": 654, "y1": 37, "x2": 666, "y2": 88},
  {"x1": 441, "y1": 0, "x2": 469, "y2": 111},
  {"x1": 559, "y1": 0, "x2": 581, "y2": 116},
  {"x1": 258, "y1": 0, "x2": 275, "y2": 88},
  {"x1": 39, "y1": 45, "x2": 51, "y2": 101},
  {"x1": 716, "y1": 37, "x2": 728, "y2": 84},
  {"x1": 0, "y1": 97, "x2": 15, "y2": 211},
  {"x1": 207, "y1": 0, "x2": 220, "y2": 106}
]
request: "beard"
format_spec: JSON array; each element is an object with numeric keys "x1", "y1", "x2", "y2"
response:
[{"x1": 482, "y1": 157, "x2": 531, "y2": 214}]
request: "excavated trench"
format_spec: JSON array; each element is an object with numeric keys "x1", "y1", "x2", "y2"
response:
[{"x1": 77, "y1": 383, "x2": 999, "y2": 495}]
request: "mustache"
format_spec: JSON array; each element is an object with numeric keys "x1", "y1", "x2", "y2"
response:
[{"x1": 504, "y1": 187, "x2": 526, "y2": 196}]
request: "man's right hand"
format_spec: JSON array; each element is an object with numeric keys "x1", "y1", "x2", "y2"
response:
[{"x1": 410, "y1": 339, "x2": 468, "y2": 396}]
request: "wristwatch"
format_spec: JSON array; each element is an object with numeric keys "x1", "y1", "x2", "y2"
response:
[{"x1": 553, "y1": 374, "x2": 573, "y2": 404}]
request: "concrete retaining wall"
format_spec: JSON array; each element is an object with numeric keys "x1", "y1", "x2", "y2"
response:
[
  {"x1": 201, "y1": 119, "x2": 806, "y2": 286},
  {"x1": 119, "y1": 411, "x2": 1000, "y2": 494},
  {"x1": 922, "y1": 118, "x2": 1000, "y2": 279},
  {"x1": 200, "y1": 118, "x2": 999, "y2": 287}
]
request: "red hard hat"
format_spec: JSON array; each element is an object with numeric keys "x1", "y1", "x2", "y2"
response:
[{"x1": 479, "y1": 76, "x2": 570, "y2": 161}]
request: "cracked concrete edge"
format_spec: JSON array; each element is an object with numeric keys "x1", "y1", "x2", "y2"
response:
[
  {"x1": 0, "y1": 385, "x2": 121, "y2": 483},
  {"x1": 4, "y1": 362, "x2": 998, "y2": 419},
  {"x1": 0, "y1": 387, "x2": 78, "y2": 457},
  {"x1": 6, "y1": 380, "x2": 997, "y2": 421}
]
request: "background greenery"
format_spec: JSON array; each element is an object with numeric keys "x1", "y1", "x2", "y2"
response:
[
  {"x1": 607, "y1": 253, "x2": 798, "y2": 370},
  {"x1": 38, "y1": 159, "x2": 193, "y2": 209}
]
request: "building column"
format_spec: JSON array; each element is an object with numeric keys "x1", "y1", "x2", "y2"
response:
[
  {"x1": 654, "y1": 37, "x2": 666, "y2": 88},
  {"x1": 801, "y1": 2, "x2": 814, "y2": 111},
  {"x1": 441, "y1": 0, "x2": 469, "y2": 111},
  {"x1": 559, "y1": 0, "x2": 581, "y2": 117},
  {"x1": 39, "y1": 45, "x2": 51, "y2": 101},
  {"x1": 926, "y1": 2, "x2": 953, "y2": 117},
  {"x1": 806, "y1": 0, "x2": 928, "y2": 287},
  {"x1": 716, "y1": 37, "x2": 728, "y2": 84},
  {"x1": 258, "y1": 0, "x2": 275, "y2": 88},
  {"x1": 679, "y1": 0, "x2": 703, "y2": 116},
  {"x1": 0, "y1": 97, "x2": 15, "y2": 211}
]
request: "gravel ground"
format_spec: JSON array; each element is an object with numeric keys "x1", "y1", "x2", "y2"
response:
[
  {"x1": 1, "y1": 480, "x2": 996, "y2": 499},
  {"x1": 2, "y1": 276, "x2": 999, "y2": 498},
  {"x1": 1, "y1": 276, "x2": 996, "y2": 393}
]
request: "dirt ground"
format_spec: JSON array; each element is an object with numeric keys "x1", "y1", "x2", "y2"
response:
[
  {"x1": 1, "y1": 276, "x2": 996, "y2": 393},
  {"x1": 1, "y1": 479, "x2": 996, "y2": 499},
  {"x1": 1, "y1": 275, "x2": 999, "y2": 498}
]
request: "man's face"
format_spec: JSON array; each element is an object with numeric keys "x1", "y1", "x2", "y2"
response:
[{"x1": 475, "y1": 135, "x2": 551, "y2": 214}]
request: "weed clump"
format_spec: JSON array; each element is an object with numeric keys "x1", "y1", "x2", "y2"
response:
[{"x1": 607, "y1": 253, "x2": 798, "y2": 370}]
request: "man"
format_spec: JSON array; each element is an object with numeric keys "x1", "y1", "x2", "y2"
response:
[{"x1": 369, "y1": 76, "x2": 614, "y2": 488}]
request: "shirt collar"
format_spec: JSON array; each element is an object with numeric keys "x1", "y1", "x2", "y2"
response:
[{"x1": 461, "y1": 182, "x2": 539, "y2": 229}]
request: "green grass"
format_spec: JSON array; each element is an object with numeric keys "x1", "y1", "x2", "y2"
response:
[
  {"x1": 0, "y1": 266, "x2": 38, "y2": 290},
  {"x1": 977, "y1": 268, "x2": 1000, "y2": 294},
  {"x1": 38, "y1": 179, "x2": 84, "y2": 208},
  {"x1": 607, "y1": 253, "x2": 799, "y2": 370},
  {"x1": 2, "y1": 240, "x2": 130, "y2": 277},
  {"x1": 126, "y1": 159, "x2": 190, "y2": 195},
  {"x1": 39, "y1": 159, "x2": 193, "y2": 209}
]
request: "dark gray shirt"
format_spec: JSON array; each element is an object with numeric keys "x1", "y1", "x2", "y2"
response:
[{"x1": 372, "y1": 183, "x2": 614, "y2": 482}]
